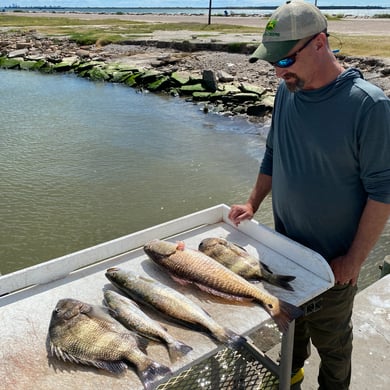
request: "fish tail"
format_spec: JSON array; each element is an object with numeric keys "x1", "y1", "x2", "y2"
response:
[
  {"x1": 225, "y1": 328, "x2": 247, "y2": 350},
  {"x1": 213, "y1": 327, "x2": 246, "y2": 350},
  {"x1": 139, "y1": 360, "x2": 171, "y2": 390},
  {"x1": 268, "y1": 274, "x2": 296, "y2": 291},
  {"x1": 260, "y1": 262, "x2": 296, "y2": 291},
  {"x1": 167, "y1": 340, "x2": 193, "y2": 362},
  {"x1": 267, "y1": 299, "x2": 303, "y2": 333}
]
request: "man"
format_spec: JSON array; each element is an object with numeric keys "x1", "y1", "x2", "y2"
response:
[{"x1": 228, "y1": 1, "x2": 390, "y2": 389}]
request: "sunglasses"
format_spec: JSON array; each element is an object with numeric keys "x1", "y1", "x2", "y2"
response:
[{"x1": 270, "y1": 33, "x2": 320, "y2": 68}]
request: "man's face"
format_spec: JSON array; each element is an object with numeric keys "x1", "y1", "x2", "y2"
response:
[{"x1": 271, "y1": 34, "x2": 320, "y2": 92}]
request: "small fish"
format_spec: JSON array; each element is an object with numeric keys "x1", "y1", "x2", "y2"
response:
[
  {"x1": 103, "y1": 289, "x2": 193, "y2": 362},
  {"x1": 105, "y1": 267, "x2": 245, "y2": 349},
  {"x1": 143, "y1": 239, "x2": 303, "y2": 333},
  {"x1": 48, "y1": 298, "x2": 171, "y2": 390},
  {"x1": 198, "y1": 237, "x2": 296, "y2": 291}
]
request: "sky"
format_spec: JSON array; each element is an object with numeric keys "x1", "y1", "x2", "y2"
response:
[{"x1": 3, "y1": 1, "x2": 390, "y2": 8}]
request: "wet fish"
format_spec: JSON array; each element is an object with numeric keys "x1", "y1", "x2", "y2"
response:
[
  {"x1": 105, "y1": 267, "x2": 245, "y2": 349},
  {"x1": 103, "y1": 289, "x2": 193, "y2": 362},
  {"x1": 48, "y1": 298, "x2": 171, "y2": 390},
  {"x1": 143, "y1": 239, "x2": 303, "y2": 333},
  {"x1": 198, "y1": 237, "x2": 296, "y2": 291}
]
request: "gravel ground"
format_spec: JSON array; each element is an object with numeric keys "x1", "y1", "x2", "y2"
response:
[
  {"x1": 84, "y1": 14, "x2": 390, "y2": 97},
  {"x1": 100, "y1": 42, "x2": 390, "y2": 100},
  {"x1": 13, "y1": 12, "x2": 390, "y2": 36}
]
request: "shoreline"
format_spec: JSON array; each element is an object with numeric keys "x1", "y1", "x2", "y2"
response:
[
  {"x1": 3, "y1": 12, "x2": 390, "y2": 36},
  {"x1": 1, "y1": 14, "x2": 389, "y2": 122},
  {"x1": 3, "y1": 6, "x2": 390, "y2": 15}
]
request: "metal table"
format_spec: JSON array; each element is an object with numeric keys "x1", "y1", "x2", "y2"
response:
[{"x1": 0, "y1": 204, "x2": 334, "y2": 390}]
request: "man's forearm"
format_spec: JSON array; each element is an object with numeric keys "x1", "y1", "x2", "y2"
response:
[
  {"x1": 246, "y1": 173, "x2": 272, "y2": 214},
  {"x1": 347, "y1": 198, "x2": 390, "y2": 267}
]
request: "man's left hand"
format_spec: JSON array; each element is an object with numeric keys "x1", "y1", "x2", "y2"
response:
[{"x1": 330, "y1": 255, "x2": 361, "y2": 286}]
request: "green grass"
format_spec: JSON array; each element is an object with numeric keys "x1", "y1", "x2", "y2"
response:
[
  {"x1": 0, "y1": 14, "x2": 388, "y2": 58},
  {"x1": 373, "y1": 13, "x2": 390, "y2": 18},
  {"x1": 0, "y1": 15, "x2": 258, "y2": 33},
  {"x1": 336, "y1": 34, "x2": 390, "y2": 57}
]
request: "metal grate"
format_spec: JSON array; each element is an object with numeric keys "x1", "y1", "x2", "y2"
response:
[{"x1": 156, "y1": 345, "x2": 278, "y2": 390}]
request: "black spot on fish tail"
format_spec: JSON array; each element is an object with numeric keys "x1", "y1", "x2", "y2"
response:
[
  {"x1": 139, "y1": 361, "x2": 171, "y2": 390},
  {"x1": 167, "y1": 340, "x2": 193, "y2": 363},
  {"x1": 267, "y1": 299, "x2": 303, "y2": 333}
]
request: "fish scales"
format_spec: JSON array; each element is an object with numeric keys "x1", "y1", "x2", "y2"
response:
[
  {"x1": 198, "y1": 237, "x2": 296, "y2": 291},
  {"x1": 48, "y1": 298, "x2": 171, "y2": 390},
  {"x1": 169, "y1": 246, "x2": 263, "y2": 299},
  {"x1": 143, "y1": 239, "x2": 303, "y2": 333},
  {"x1": 103, "y1": 289, "x2": 193, "y2": 362},
  {"x1": 105, "y1": 268, "x2": 245, "y2": 349}
]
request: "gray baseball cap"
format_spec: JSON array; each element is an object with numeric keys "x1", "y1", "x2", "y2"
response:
[{"x1": 250, "y1": 0, "x2": 327, "y2": 63}]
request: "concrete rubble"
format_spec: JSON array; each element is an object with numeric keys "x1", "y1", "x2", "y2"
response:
[{"x1": 1, "y1": 31, "x2": 389, "y2": 124}]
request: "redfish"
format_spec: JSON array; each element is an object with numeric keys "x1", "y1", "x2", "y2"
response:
[{"x1": 143, "y1": 239, "x2": 303, "y2": 333}]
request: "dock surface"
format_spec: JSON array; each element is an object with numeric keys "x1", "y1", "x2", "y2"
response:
[{"x1": 299, "y1": 274, "x2": 389, "y2": 389}]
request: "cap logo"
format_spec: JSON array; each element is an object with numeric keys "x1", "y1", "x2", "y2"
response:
[
  {"x1": 264, "y1": 19, "x2": 280, "y2": 37},
  {"x1": 265, "y1": 20, "x2": 277, "y2": 31}
]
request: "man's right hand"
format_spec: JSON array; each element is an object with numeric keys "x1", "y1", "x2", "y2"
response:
[{"x1": 228, "y1": 204, "x2": 254, "y2": 226}]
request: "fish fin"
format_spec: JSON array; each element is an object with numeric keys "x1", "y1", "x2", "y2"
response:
[
  {"x1": 88, "y1": 304, "x2": 116, "y2": 322},
  {"x1": 176, "y1": 241, "x2": 185, "y2": 251},
  {"x1": 51, "y1": 343, "x2": 127, "y2": 374},
  {"x1": 230, "y1": 241, "x2": 248, "y2": 253},
  {"x1": 78, "y1": 302, "x2": 93, "y2": 314},
  {"x1": 103, "y1": 304, "x2": 120, "y2": 319},
  {"x1": 266, "y1": 299, "x2": 304, "y2": 333},
  {"x1": 138, "y1": 361, "x2": 171, "y2": 390},
  {"x1": 271, "y1": 275, "x2": 296, "y2": 291},
  {"x1": 195, "y1": 282, "x2": 253, "y2": 302},
  {"x1": 93, "y1": 360, "x2": 128, "y2": 374},
  {"x1": 134, "y1": 333, "x2": 150, "y2": 354},
  {"x1": 170, "y1": 274, "x2": 191, "y2": 286},
  {"x1": 259, "y1": 262, "x2": 296, "y2": 291},
  {"x1": 167, "y1": 340, "x2": 193, "y2": 362},
  {"x1": 259, "y1": 261, "x2": 274, "y2": 274}
]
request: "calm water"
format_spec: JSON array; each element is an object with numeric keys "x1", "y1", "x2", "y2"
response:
[
  {"x1": 1, "y1": 69, "x2": 388, "y2": 290},
  {"x1": 0, "y1": 69, "x2": 270, "y2": 273}
]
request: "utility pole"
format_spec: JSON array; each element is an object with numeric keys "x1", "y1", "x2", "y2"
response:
[{"x1": 208, "y1": 0, "x2": 212, "y2": 25}]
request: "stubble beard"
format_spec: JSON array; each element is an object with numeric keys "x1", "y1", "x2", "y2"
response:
[{"x1": 284, "y1": 73, "x2": 305, "y2": 92}]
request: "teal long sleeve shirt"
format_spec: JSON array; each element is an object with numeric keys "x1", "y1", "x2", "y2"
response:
[{"x1": 260, "y1": 68, "x2": 390, "y2": 261}]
